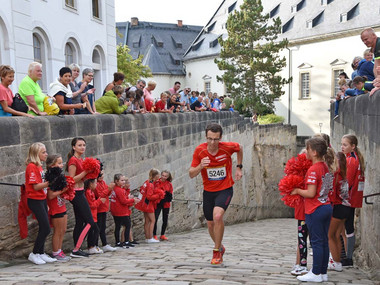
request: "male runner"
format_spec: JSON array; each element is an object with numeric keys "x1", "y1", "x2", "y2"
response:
[{"x1": 189, "y1": 123, "x2": 243, "y2": 265}]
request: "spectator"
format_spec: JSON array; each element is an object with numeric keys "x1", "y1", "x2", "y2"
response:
[
  {"x1": 351, "y1": 56, "x2": 362, "y2": 79},
  {"x1": 155, "y1": 92, "x2": 174, "y2": 113},
  {"x1": 103, "y1": 72, "x2": 125, "y2": 95},
  {"x1": 167, "y1": 93, "x2": 181, "y2": 113},
  {"x1": 68, "y1": 63, "x2": 88, "y2": 114},
  {"x1": 95, "y1": 85, "x2": 130, "y2": 114},
  {"x1": 18, "y1": 62, "x2": 47, "y2": 116},
  {"x1": 168, "y1": 81, "x2": 181, "y2": 95},
  {"x1": 360, "y1": 27, "x2": 380, "y2": 95},
  {"x1": 48, "y1": 67, "x2": 85, "y2": 115},
  {"x1": 211, "y1": 92, "x2": 221, "y2": 111},
  {"x1": 203, "y1": 97, "x2": 211, "y2": 110},
  {"x1": 143, "y1": 81, "x2": 156, "y2": 112},
  {"x1": 179, "y1": 87, "x2": 191, "y2": 111},
  {"x1": 357, "y1": 49, "x2": 375, "y2": 81},
  {"x1": 0, "y1": 65, "x2": 34, "y2": 117},
  {"x1": 345, "y1": 76, "x2": 373, "y2": 99},
  {"x1": 332, "y1": 80, "x2": 349, "y2": 119},
  {"x1": 128, "y1": 79, "x2": 146, "y2": 112},
  {"x1": 78, "y1": 68, "x2": 97, "y2": 114},
  {"x1": 190, "y1": 96, "x2": 207, "y2": 112},
  {"x1": 189, "y1": 91, "x2": 198, "y2": 105}
]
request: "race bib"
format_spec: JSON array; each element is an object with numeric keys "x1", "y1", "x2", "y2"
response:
[
  {"x1": 138, "y1": 193, "x2": 142, "y2": 200},
  {"x1": 358, "y1": 181, "x2": 364, "y2": 192},
  {"x1": 206, "y1": 166, "x2": 226, "y2": 181}
]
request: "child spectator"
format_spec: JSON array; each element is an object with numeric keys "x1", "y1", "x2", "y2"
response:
[
  {"x1": 94, "y1": 170, "x2": 116, "y2": 252},
  {"x1": 340, "y1": 134, "x2": 365, "y2": 267},
  {"x1": 345, "y1": 76, "x2": 374, "y2": 99},
  {"x1": 25, "y1": 143, "x2": 56, "y2": 265},
  {"x1": 135, "y1": 169, "x2": 162, "y2": 243},
  {"x1": 110, "y1": 174, "x2": 138, "y2": 248},
  {"x1": 291, "y1": 137, "x2": 334, "y2": 282},
  {"x1": 84, "y1": 178, "x2": 106, "y2": 254},
  {"x1": 95, "y1": 85, "x2": 130, "y2": 114},
  {"x1": 46, "y1": 154, "x2": 70, "y2": 262},
  {"x1": 155, "y1": 92, "x2": 174, "y2": 113},
  {"x1": 153, "y1": 170, "x2": 173, "y2": 241}
]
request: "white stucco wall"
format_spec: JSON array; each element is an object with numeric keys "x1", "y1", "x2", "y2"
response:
[{"x1": 0, "y1": 0, "x2": 117, "y2": 100}]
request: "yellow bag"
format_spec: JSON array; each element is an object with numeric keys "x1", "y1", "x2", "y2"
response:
[{"x1": 43, "y1": 96, "x2": 60, "y2": 115}]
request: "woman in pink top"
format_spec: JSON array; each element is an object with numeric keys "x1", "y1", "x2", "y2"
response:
[
  {"x1": 0, "y1": 65, "x2": 33, "y2": 117},
  {"x1": 143, "y1": 81, "x2": 156, "y2": 112}
]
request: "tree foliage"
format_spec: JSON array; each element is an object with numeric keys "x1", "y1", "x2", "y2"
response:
[
  {"x1": 215, "y1": 0, "x2": 291, "y2": 115},
  {"x1": 116, "y1": 44, "x2": 152, "y2": 86}
]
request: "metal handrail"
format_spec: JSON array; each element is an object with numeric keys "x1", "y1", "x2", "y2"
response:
[
  {"x1": 0, "y1": 182, "x2": 23, "y2": 187},
  {"x1": 363, "y1": 192, "x2": 380, "y2": 205}
]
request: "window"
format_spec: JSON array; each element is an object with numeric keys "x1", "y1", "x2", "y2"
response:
[
  {"x1": 307, "y1": 11, "x2": 324, "y2": 28},
  {"x1": 205, "y1": 82, "x2": 211, "y2": 94},
  {"x1": 33, "y1": 35, "x2": 42, "y2": 63},
  {"x1": 300, "y1": 72, "x2": 310, "y2": 99},
  {"x1": 65, "y1": 43, "x2": 74, "y2": 66},
  {"x1": 332, "y1": 69, "x2": 344, "y2": 98},
  {"x1": 282, "y1": 17, "x2": 294, "y2": 33},
  {"x1": 65, "y1": 0, "x2": 76, "y2": 9},
  {"x1": 270, "y1": 4, "x2": 280, "y2": 18},
  {"x1": 92, "y1": 0, "x2": 100, "y2": 19},
  {"x1": 341, "y1": 3, "x2": 359, "y2": 22},
  {"x1": 228, "y1": 1, "x2": 237, "y2": 13}
]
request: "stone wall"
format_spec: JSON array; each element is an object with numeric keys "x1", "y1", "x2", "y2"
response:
[
  {"x1": 330, "y1": 92, "x2": 380, "y2": 279},
  {"x1": 0, "y1": 112, "x2": 296, "y2": 260}
]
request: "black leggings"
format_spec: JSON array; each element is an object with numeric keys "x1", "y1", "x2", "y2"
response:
[
  {"x1": 153, "y1": 204, "x2": 170, "y2": 236},
  {"x1": 96, "y1": 212, "x2": 108, "y2": 246},
  {"x1": 297, "y1": 220, "x2": 309, "y2": 267},
  {"x1": 87, "y1": 223, "x2": 100, "y2": 248},
  {"x1": 113, "y1": 216, "x2": 131, "y2": 244},
  {"x1": 27, "y1": 198, "x2": 51, "y2": 254},
  {"x1": 70, "y1": 190, "x2": 95, "y2": 247}
]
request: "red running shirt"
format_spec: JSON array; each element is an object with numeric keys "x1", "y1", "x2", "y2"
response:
[
  {"x1": 303, "y1": 162, "x2": 333, "y2": 214},
  {"x1": 94, "y1": 180, "x2": 110, "y2": 213},
  {"x1": 85, "y1": 189, "x2": 102, "y2": 222},
  {"x1": 346, "y1": 152, "x2": 364, "y2": 208},
  {"x1": 67, "y1": 156, "x2": 84, "y2": 179},
  {"x1": 191, "y1": 142, "x2": 240, "y2": 192},
  {"x1": 110, "y1": 186, "x2": 135, "y2": 216},
  {"x1": 47, "y1": 190, "x2": 67, "y2": 216},
  {"x1": 25, "y1": 163, "x2": 47, "y2": 200}
]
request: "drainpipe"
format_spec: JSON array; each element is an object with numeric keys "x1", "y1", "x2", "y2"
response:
[{"x1": 286, "y1": 46, "x2": 292, "y2": 125}]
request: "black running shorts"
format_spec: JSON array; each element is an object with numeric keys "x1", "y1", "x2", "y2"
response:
[
  {"x1": 332, "y1": 204, "x2": 351, "y2": 220},
  {"x1": 203, "y1": 187, "x2": 233, "y2": 221}
]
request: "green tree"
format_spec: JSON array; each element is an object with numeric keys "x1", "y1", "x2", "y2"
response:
[
  {"x1": 116, "y1": 44, "x2": 152, "y2": 86},
  {"x1": 215, "y1": 0, "x2": 291, "y2": 115}
]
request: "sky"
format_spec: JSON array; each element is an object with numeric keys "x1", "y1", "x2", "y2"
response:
[{"x1": 114, "y1": 0, "x2": 222, "y2": 26}]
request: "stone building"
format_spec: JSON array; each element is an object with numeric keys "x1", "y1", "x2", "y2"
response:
[
  {"x1": 116, "y1": 18, "x2": 202, "y2": 97},
  {"x1": 0, "y1": 0, "x2": 117, "y2": 98}
]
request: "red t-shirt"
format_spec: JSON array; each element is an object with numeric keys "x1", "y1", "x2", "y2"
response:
[
  {"x1": 0, "y1": 84, "x2": 14, "y2": 106},
  {"x1": 346, "y1": 152, "x2": 364, "y2": 208},
  {"x1": 110, "y1": 186, "x2": 134, "y2": 216},
  {"x1": 330, "y1": 171, "x2": 350, "y2": 206},
  {"x1": 25, "y1": 163, "x2": 47, "y2": 200},
  {"x1": 191, "y1": 142, "x2": 240, "y2": 192},
  {"x1": 47, "y1": 190, "x2": 67, "y2": 216},
  {"x1": 155, "y1": 100, "x2": 166, "y2": 112},
  {"x1": 134, "y1": 180, "x2": 161, "y2": 213},
  {"x1": 294, "y1": 198, "x2": 305, "y2": 220},
  {"x1": 94, "y1": 180, "x2": 110, "y2": 213},
  {"x1": 67, "y1": 156, "x2": 84, "y2": 182},
  {"x1": 303, "y1": 162, "x2": 333, "y2": 214},
  {"x1": 157, "y1": 180, "x2": 173, "y2": 208},
  {"x1": 85, "y1": 189, "x2": 102, "y2": 222},
  {"x1": 145, "y1": 98, "x2": 153, "y2": 112}
]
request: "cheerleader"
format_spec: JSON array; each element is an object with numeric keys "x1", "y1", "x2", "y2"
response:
[{"x1": 25, "y1": 143, "x2": 56, "y2": 264}]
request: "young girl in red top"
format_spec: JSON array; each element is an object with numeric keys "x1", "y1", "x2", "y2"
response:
[
  {"x1": 66, "y1": 137, "x2": 94, "y2": 258},
  {"x1": 340, "y1": 134, "x2": 365, "y2": 267},
  {"x1": 46, "y1": 154, "x2": 70, "y2": 262},
  {"x1": 25, "y1": 143, "x2": 57, "y2": 265},
  {"x1": 135, "y1": 169, "x2": 162, "y2": 243},
  {"x1": 153, "y1": 170, "x2": 173, "y2": 241},
  {"x1": 291, "y1": 137, "x2": 334, "y2": 282},
  {"x1": 94, "y1": 170, "x2": 116, "y2": 252},
  {"x1": 84, "y1": 178, "x2": 106, "y2": 254},
  {"x1": 110, "y1": 174, "x2": 138, "y2": 248}
]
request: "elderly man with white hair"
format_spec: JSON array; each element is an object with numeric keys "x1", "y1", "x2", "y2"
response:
[{"x1": 361, "y1": 27, "x2": 380, "y2": 95}]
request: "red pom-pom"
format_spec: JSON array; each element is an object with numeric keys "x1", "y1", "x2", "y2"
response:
[
  {"x1": 284, "y1": 153, "x2": 312, "y2": 177},
  {"x1": 281, "y1": 194, "x2": 302, "y2": 208},
  {"x1": 278, "y1": 175, "x2": 304, "y2": 195},
  {"x1": 83, "y1": 157, "x2": 101, "y2": 179},
  {"x1": 61, "y1": 176, "x2": 75, "y2": 201}
]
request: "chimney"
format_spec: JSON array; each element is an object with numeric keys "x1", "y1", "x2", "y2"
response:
[
  {"x1": 131, "y1": 17, "x2": 139, "y2": 26},
  {"x1": 177, "y1": 20, "x2": 183, "y2": 27}
]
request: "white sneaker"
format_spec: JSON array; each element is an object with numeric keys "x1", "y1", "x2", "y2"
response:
[
  {"x1": 291, "y1": 264, "x2": 308, "y2": 276},
  {"x1": 88, "y1": 247, "x2": 103, "y2": 254},
  {"x1": 95, "y1": 246, "x2": 104, "y2": 253},
  {"x1": 28, "y1": 253, "x2": 46, "y2": 265},
  {"x1": 328, "y1": 259, "x2": 343, "y2": 271},
  {"x1": 39, "y1": 253, "x2": 57, "y2": 263},
  {"x1": 322, "y1": 274, "x2": 328, "y2": 282},
  {"x1": 297, "y1": 271, "x2": 322, "y2": 282},
  {"x1": 146, "y1": 238, "x2": 160, "y2": 243},
  {"x1": 102, "y1": 244, "x2": 117, "y2": 252}
]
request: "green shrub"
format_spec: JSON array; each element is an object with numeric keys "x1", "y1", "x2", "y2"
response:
[{"x1": 257, "y1": 114, "x2": 284, "y2": 125}]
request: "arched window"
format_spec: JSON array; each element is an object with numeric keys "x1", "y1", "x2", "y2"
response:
[
  {"x1": 65, "y1": 43, "x2": 74, "y2": 66},
  {"x1": 33, "y1": 34, "x2": 42, "y2": 63},
  {"x1": 32, "y1": 33, "x2": 45, "y2": 89}
]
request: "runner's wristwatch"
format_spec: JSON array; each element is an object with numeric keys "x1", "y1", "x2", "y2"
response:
[{"x1": 236, "y1": 164, "x2": 243, "y2": 169}]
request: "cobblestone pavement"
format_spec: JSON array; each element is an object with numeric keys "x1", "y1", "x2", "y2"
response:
[{"x1": 0, "y1": 218, "x2": 376, "y2": 284}]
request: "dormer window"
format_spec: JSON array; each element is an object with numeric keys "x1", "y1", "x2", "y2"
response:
[{"x1": 270, "y1": 4, "x2": 280, "y2": 18}]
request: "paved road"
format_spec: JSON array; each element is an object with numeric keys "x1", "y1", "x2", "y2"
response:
[{"x1": 0, "y1": 218, "x2": 376, "y2": 284}]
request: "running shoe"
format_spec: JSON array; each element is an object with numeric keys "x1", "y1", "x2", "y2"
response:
[
  {"x1": 130, "y1": 240, "x2": 139, "y2": 245},
  {"x1": 146, "y1": 238, "x2": 159, "y2": 243},
  {"x1": 297, "y1": 271, "x2": 322, "y2": 282},
  {"x1": 322, "y1": 274, "x2": 328, "y2": 282},
  {"x1": 341, "y1": 258, "x2": 353, "y2": 267},
  {"x1": 28, "y1": 253, "x2": 46, "y2": 265},
  {"x1": 220, "y1": 245, "x2": 225, "y2": 256},
  {"x1": 102, "y1": 244, "x2": 117, "y2": 252},
  {"x1": 153, "y1": 235, "x2": 158, "y2": 240},
  {"x1": 328, "y1": 258, "x2": 343, "y2": 271},
  {"x1": 70, "y1": 249, "x2": 89, "y2": 258},
  {"x1": 123, "y1": 241, "x2": 135, "y2": 247},
  {"x1": 88, "y1": 246, "x2": 103, "y2": 254},
  {"x1": 290, "y1": 264, "x2": 308, "y2": 276},
  {"x1": 211, "y1": 249, "x2": 223, "y2": 265},
  {"x1": 160, "y1": 235, "x2": 168, "y2": 241},
  {"x1": 53, "y1": 251, "x2": 71, "y2": 262},
  {"x1": 39, "y1": 253, "x2": 57, "y2": 263}
]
